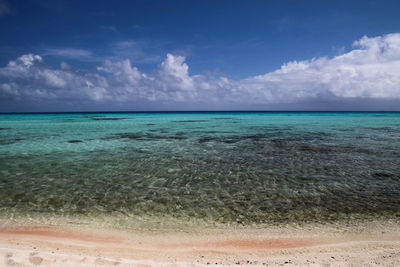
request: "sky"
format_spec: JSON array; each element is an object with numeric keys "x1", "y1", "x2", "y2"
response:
[{"x1": 1, "y1": 0, "x2": 400, "y2": 112}]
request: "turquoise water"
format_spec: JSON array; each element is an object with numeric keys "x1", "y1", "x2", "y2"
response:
[{"x1": 0, "y1": 112, "x2": 399, "y2": 226}]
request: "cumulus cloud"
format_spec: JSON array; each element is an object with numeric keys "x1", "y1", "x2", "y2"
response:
[
  {"x1": 236, "y1": 33, "x2": 400, "y2": 104},
  {"x1": 1, "y1": 33, "x2": 400, "y2": 109},
  {"x1": 96, "y1": 54, "x2": 211, "y2": 102},
  {"x1": 0, "y1": 54, "x2": 109, "y2": 101}
]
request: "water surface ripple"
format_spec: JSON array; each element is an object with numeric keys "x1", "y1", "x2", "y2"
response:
[{"x1": 0, "y1": 112, "x2": 399, "y2": 226}]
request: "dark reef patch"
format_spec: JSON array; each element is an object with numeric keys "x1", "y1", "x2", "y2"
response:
[
  {"x1": 334, "y1": 128, "x2": 355, "y2": 132},
  {"x1": 198, "y1": 136, "x2": 217, "y2": 143},
  {"x1": 271, "y1": 139, "x2": 296, "y2": 148},
  {"x1": 0, "y1": 138, "x2": 23, "y2": 145},
  {"x1": 103, "y1": 132, "x2": 187, "y2": 141},
  {"x1": 373, "y1": 172, "x2": 395, "y2": 178},
  {"x1": 144, "y1": 133, "x2": 187, "y2": 140},
  {"x1": 221, "y1": 138, "x2": 237, "y2": 144},
  {"x1": 198, "y1": 133, "x2": 270, "y2": 144},
  {"x1": 365, "y1": 127, "x2": 394, "y2": 131},
  {"x1": 0, "y1": 128, "x2": 12, "y2": 130},
  {"x1": 91, "y1": 118, "x2": 128, "y2": 121},
  {"x1": 172, "y1": 120, "x2": 207, "y2": 123},
  {"x1": 68, "y1": 140, "x2": 83, "y2": 143},
  {"x1": 113, "y1": 133, "x2": 142, "y2": 140},
  {"x1": 84, "y1": 115, "x2": 105, "y2": 118},
  {"x1": 298, "y1": 144, "x2": 335, "y2": 153},
  {"x1": 339, "y1": 146, "x2": 373, "y2": 153},
  {"x1": 271, "y1": 138, "x2": 374, "y2": 154}
]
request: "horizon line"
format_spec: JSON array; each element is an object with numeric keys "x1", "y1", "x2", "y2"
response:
[{"x1": 1, "y1": 110, "x2": 400, "y2": 114}]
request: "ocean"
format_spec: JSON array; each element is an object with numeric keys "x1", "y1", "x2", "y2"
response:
[{"x1": 0, "y1": 112, "x2": 399, "y2": 228}]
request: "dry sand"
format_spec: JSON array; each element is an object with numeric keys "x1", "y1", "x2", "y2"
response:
[{"x1": 0, "y1": 221, "x2": 399, "y2": 266}]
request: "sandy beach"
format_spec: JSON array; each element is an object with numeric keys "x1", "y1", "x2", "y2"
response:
[{"x1": 1, "y1": 220, "x2": 399, "y2": 266}]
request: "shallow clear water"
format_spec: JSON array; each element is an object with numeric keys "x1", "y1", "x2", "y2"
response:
[{"x1": 0, "y1": 112, "x2": 399, "y2": 226}]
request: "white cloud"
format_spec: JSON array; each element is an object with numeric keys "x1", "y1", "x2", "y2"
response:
[
  {"x1": 1, "y1": 33, "x2": 400, "y2": 108},
  {"x1": 0, "y1": 54, "x2": 109, "y2": 101},
  {"x1": 233, "y1": 33, "x2": 400, "y2": 103},
  {"x1": 97, "y1": 59, "x2": 147, "y2": 100}
]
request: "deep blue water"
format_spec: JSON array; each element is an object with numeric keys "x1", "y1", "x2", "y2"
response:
[{"x1": 0, "y1": 112, "x2": 399, "y2": 226}]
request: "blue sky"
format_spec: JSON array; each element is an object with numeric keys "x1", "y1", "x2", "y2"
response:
[{"x1": 1, "y1": 0, "x2": 400, "y2": 111}]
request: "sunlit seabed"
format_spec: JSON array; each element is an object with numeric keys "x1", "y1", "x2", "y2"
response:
[{"x1": 0, "y1": 112, "x2": 399, "y2": 229}]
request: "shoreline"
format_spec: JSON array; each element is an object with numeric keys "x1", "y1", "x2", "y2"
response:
[{"x1": 0, "y1": 219, "x2": 399, "y2": 266}]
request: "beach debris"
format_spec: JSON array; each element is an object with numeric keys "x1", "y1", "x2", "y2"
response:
[
  {"x1": 95, "y1": 257, "x2": 120, "y2": 265},
  {"x1": 29, "y1": 256, "x2": 43, "y2": 265},
  {"x1": 6, "y1": 258, "x2": 18, "y2": 265}
]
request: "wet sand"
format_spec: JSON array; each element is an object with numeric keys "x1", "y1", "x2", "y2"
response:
[{"x1": 0, "y1": 221, "x2": 399, "y2": 266}]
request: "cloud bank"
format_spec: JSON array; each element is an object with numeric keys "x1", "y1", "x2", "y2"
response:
[{"x1": 1, "y1": 33, "x2": 400, "y2": 110}]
